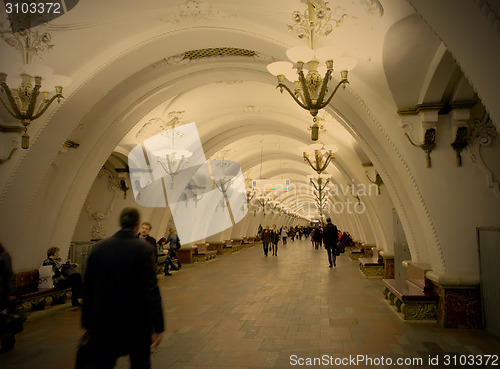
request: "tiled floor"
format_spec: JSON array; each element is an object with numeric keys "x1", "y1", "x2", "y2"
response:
[{"x1": 1, "y1": 238, "x2": 499, "y2": 368}]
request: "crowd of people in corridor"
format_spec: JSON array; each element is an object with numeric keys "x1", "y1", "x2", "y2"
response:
[{"x1": 256, "y1": 222, "x2": 353, "y2": 267}]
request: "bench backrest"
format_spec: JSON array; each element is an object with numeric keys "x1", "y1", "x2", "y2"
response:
[{"x1": 14, "y1": 269, "x2": 40, "y2": 295}]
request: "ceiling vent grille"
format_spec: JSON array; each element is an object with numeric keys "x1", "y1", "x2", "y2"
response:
[{"x1": 184, "y1": 47, "x2": 256, "y2": 59}]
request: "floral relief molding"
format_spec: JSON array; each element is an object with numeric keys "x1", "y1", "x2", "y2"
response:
[
  {"x1": 468, "y1": 114, "x2": 499, "y2": 197},
  {"x1": 84, "y1": 167, "x2": 121, "y2": 240}
]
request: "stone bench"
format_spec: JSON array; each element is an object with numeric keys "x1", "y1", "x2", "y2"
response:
[
  {"x1": 349, "y1": 243, "x2": 376, "y2": 261},
  {"x1": 14, "y1": 269, "x2": 72, "y2": 313},
  {"x1": 382, "y1": 263, "x2": 438, "y2": 321},
  {"x1": 241, "y1": 237, "x2": 255, "y2": 248},
  {"x1": 207, "y1": 242, "x2": 225, "y2": 255},
  {"x1": 359, "y1": 248, "x2": 384, "y2": 278},
  {"x1": 223, "y1": 240, "x2": 241, "y2": 253},
  {"x1": 349, "y1": 248, "x2": 364, "y2": 261},
  {"x1": 176, "y1": 247, "x2": 196, "y2": 264},
  {"x1": 193, "y1": 243, "x2": 217, "y2": 262}
]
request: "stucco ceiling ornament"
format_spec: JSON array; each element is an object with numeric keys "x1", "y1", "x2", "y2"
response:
[
  {"x1": 135, "y1": 111, "x2": 185, "y2": 139},
  {"x1": 163, "y1": 0, "x2": 229, "y2": 24},
  {"x1": 242, "y1": 105, "x2": 261, "y2": 113},
  {"x1": 0, "y1": 21, "x2": 54, "y2": 64},
  {"x1": 467, "y1": 114, "x2": 500, "y2": 197},
  {"x1": 84, "y1": 167, "x2": 121, "y2": 241}
]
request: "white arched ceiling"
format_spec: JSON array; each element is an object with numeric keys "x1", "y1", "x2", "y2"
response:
[{"x1": 0, "y1": 0, "x2": 427, "y2": 268}]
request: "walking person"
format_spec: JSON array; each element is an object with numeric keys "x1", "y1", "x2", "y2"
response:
[
  {"x1": 322, "y1": 218, "x2": 339, "y2": 268},
  {"x1": 271, "y1": 224, "x2": 280, "y2": 256},
  {"x1": 261, "y1": 226, "x2": 271, "y2": 256},
  {"x1": 82, "y1": 207, "x2": 164, "y2": 368},
  {"x1": 281, "y1": 226, "x2": 288, "y2": 245},
  {"x1": 164, "y1": 228, "x2": 182, "y2": 270},
  {"x1": 313, "y1": 226, "x2": 323, "y2": 250},
  {"x1": 257, "y1": 224, "x2": 263, "y2": 240}
]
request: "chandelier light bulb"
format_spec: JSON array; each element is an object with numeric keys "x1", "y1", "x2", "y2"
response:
[
  {"x1": 286, "y1": 46, "x2": 315, "y2": 63},
  {"x1": 284, "y1": 68, "x2": 298, "y2": 82},
  {"x1": 335, "y1": 57, "x2": 357, "y2": 72},
  {"x1": 43, "y1": 74, "x2": 73, "y2": 90},
  {"x1": 267, "y1": 61, "x2": 293, "y2": 76},
  {"x1": 323, "y1": 144, "x2": 338, "y2": 153},
  {"x1": 314, "y1": 46, "x2": 343, "y2": 63},
  {"x1": 21, "y1": 63, "x2": 53, "y2": 77}
]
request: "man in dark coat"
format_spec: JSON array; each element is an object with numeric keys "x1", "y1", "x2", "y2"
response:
[
  {"x1": 322, "y1": 218, "x2": 339, "y2": 268},
  {"x1": 82, "y1": 207, "x2": 164, "y2": 368},
  {"x1": 261, "y1": 226, "x2": 272, "y2": 256}
]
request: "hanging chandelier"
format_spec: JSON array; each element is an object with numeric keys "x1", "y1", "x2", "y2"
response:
[
  {"x1": 267, "y1": 0, "x2": 356, "y2": 141},
  {"x1": 0, "y1": 65, "x2": 71, "y2": 149},
  {"x1": 0, "y1": 26, "x2": 71, "y2": 149},
  {"x1": 154, "y1": 148, "x2": 192, "y2": 187},
  {"x1": 302, "y1": 143, "x2": 337, "y2": 174},
  {"x1": 256, "y1": 195, "x2": 271, "y2": 217},
  {"x1": 152, "y1": 124, "x2": 193, "y2": 188},
  {"x1": 309, "y1": 174, "x2": 331, "y2": 220}
]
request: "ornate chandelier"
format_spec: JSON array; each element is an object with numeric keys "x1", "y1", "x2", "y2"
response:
[
  {"x1": 267, "y1": 0, "x2": 356, "y2": 141},
  {"x1": 152, "y1": 124, "x2": 193, "y2": 188},
  {"x1": 302, "y1": 143, "x2": 337, "y2": 174},
  {"x1": 0, "y1": 27, "x2": 70, "y2": 149},
  {"x1": 309, "y1": 174, "x2": 331, "y2": 221},
  {"x1": 0, "y1": 65, "x2": 70, "y2": 149}
]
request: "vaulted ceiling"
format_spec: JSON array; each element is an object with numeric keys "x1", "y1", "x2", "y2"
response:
[{"x1": 1, "y1": 0, "x2": 492, "y2": 270}]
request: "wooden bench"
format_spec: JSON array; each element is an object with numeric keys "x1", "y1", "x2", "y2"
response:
[
  {"x1": 382, "y1": 263, "x2": 438, "y2": 320},
  {"x1": 359, "y1": 248, "x2": 384, "y2": 278},
  {"x1": 14, "y1": 269, "x2": 71, "y2": 313}
]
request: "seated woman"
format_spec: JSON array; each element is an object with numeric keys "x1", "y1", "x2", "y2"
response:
[
  {"x1": 163, "y1": 249, "x2": 179, "y2": 276},
  {"x1": 43, "y1": 247, "x2": 82, "y2": 307}
]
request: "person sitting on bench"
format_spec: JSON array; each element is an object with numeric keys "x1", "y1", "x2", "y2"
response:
[
  {"x1": 163, "y1": 249, "x2": 179, "y2": 276},
  {"x1": 43, "y1": 247, "x2": 82, "y2": 307}
]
